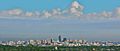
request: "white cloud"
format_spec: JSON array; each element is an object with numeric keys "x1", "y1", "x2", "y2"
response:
[
  {"x1": 71, "y1": 1, "x2": 84, "y2": 11},
  {"x1": 69, "y1": 1, "x2": 84, "y2": 16},
  {"x1": 0, "y1": 9, "x2": 23, "y2": 16},
  {"x1": 8, "y1": 9, "x2": 22, "y2": 16},
  {"x1": 42, "y1": 11, "x2": 52, "y2": 18},
  {"x1": 52, "y1": 8, "x2": 61, "y2": 15},
  {"x1": 25, "y1": 12, "x2": 34, "y2": 17},
  {"x1": 0, "y1": 1, "x2": 120, "y2": 20},
  {"x1": 115, "y1": 7, "x2": 120, "y2": 17}
]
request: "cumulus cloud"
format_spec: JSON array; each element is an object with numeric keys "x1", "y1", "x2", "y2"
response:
[
  {"x1": 8, "y1": 9, "x2": 22, "y2": 16},
  {"x1": 69, "y1": 1, "x2": 84, "y2": 16},
  {"x1": 42, "y1": 11, "x2": 52, "y2": 18},
  {"x1": 0, "y1": 9, "x2": 23, "y2": 16},
  {"x1": 25, "y1": 12, "x2": 34, "y2": 17},
  {"x1": 71, "y1": 1, "x2": 84, "y2": 10},
  {"x1": 52, "y1": 8, "x2": 61, "y2": 15},
  {"x1": 0, "y1": 1, "x2": 120, "y2": 20},
  {"x1": 115, "y1": 7, "x2": 120, "y2": 17}
]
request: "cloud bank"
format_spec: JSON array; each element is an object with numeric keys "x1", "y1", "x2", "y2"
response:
[{"x1": 0, "y1": 1, "x2": 120, "y2": 20}]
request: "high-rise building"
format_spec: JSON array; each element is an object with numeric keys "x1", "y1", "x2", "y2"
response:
[
  {"x1": 50, "y1": 38, "x2": 53, "y2": 43},
  {"x1": 58, "y1": 35, "x2": 62, "y2": 42},
  {"x1": 62, "y1": 38, "x2": 67, "y2": 42}
]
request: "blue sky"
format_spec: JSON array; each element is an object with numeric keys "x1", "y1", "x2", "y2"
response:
[
  {"x1": 0, "y1": 0, "x2": 120, "y2": 41},
  {"x1": 0, "y1": 0, "x2": 120, "y2": 13}
]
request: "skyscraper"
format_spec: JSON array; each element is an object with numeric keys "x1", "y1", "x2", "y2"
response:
[
  {"x1": 58, "y1": 35, "x2": 61, "y2": 42},
  {"x1": 62, "y1": 38, "x2": 67, "y2": 42},
  {"x1": 50, "y1": 38, "x2": 53, "y2": 43}
]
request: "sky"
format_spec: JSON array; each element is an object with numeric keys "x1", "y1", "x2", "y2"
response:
[
  {"x1": 0, "y1": 0, "x2": 120, "y2": 13},
  {"x1": 0, "y1": 0, "x2": 120, "y2": 41}
]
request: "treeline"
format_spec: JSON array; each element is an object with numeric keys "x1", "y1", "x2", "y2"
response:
[{"x1": 0, "y1": 45, "x2": 120, "y2": 51}]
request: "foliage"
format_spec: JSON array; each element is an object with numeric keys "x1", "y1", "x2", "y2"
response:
[{"x1": 0, "y1": 45, "x2": 120, "y2": 51}]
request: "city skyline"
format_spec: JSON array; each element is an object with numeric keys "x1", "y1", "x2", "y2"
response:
[{"x1": 0, "y1": 0, "x2": 120, "y2": 41}]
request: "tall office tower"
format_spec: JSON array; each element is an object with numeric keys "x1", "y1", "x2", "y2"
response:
[
  {"x1": 50, "y1": 38, "x2": 53, "y2": 43},
  {"x1": 58, "y1": 35, "x2": 62, "y2": 42},
  {"x1": 62, "y1": 38, "x2": 67, "y2": 42}
]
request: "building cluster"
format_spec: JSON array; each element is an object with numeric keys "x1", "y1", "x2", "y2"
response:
[{"x1": 0, "y1": 35, "x2": 120, "y2": 47}]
